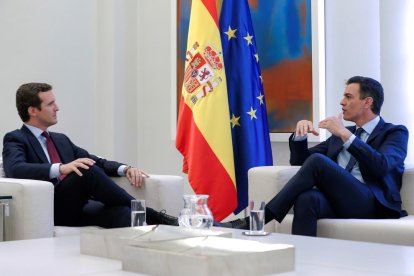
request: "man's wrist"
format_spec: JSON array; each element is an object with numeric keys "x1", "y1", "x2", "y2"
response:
[
  {"x1": 123, "y1": 165, "x2": 132, "y2": 175},
  {"x1": 293, "y1": 133, "x2": 307, "y2": 141}
]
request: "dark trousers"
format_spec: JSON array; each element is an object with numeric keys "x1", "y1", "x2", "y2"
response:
[
  {"x1": 53, "y1": 165, "x2": 159, "y2": 228},
  {"x1": 265, "y1": 153, "x2": 384, "y2": 236}
]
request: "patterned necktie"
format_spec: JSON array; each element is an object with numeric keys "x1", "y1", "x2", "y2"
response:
[
  {"x1": 41, "y1": 131, "x2": 62, "y2": 164},
  {"x1": 345, "y1": 127, "x2": 364, "y2": 172}
]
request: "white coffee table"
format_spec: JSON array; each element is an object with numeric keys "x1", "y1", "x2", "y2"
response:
[
  {"x1": 0, "y1": 228, "x2": 413, "y2": 275},
  {"x1": 232, "y1": 229, "x2": 414, "y2": 275}
]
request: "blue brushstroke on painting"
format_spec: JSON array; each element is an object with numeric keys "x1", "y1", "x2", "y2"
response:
[{"x1": 249, "y1": 0, "x2": 311, "y2": 68}]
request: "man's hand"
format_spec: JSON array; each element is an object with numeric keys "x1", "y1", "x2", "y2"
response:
[
  {"x1": 295, "y1": 120, "x2": 319, "y2": 137},
  {"x1": 125, "y1": 167, "x2": 149, "y2": 187},
  {"x1": 318, "y1": 114, "x2": 352, "y2": 142},
  {"x1": 59, "y1": 158, "x2": 96, "y2": 176}
]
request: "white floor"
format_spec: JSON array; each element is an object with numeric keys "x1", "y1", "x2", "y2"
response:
[{"x1": 1, "y1": 229, "x2": 414, "y2": 275}]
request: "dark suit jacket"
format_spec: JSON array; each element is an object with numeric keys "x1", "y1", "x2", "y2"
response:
[
  {"x1": 2, "y1": 125, "x2": 123, "y2": 184},
  {"x1": 289, "y1": 117, "x2": 409, "y2": 217}
]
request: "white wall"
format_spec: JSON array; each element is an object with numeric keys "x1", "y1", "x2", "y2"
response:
[
  {"x1": 136, "y1": 0, "x2": 183, "y2": 175},
  {"x1": 1, "y1": 0, "x2": 149, "y2": 169},
  {"x1": 379, "y1": 0, "x2": 414, "y2": 165},
  {"x1": 325, "y1": 0, "x2": 380, "y2": 118},
  {"x1": 0, "y1": 0, "x2": 412, "y2": 188},
  {"x1": 0, "y1": 0, "x2": 96, "y2": 149}
]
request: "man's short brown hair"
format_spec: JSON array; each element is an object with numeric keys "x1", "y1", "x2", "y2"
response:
[{"x1": 16, "y1": 83, "x2": 52, "y2": 122}]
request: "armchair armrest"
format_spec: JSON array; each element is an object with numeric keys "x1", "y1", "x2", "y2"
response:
[
  {"x1": 0, "y1": 178, "x2": 54, "y2": 241},
  {"x1": 112, "y1": 174, "x2": 184, "y2": 217},
  {"x1": 401, "y1": 165, "x2": 414, "y2": 214},
  {"x1": 248, "y1": 166, "x2": 299, "y2": 232},
  {"x1": 248, "y1": 166, "x2": 300, "y2": 203}
]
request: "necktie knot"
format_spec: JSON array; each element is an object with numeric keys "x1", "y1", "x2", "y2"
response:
[
  {"x1": 355, "y1": 127, "x2": 364, "y2": 138},
  {"x1": 42, "y1": 131, "x2": 50, "y2": 139}
]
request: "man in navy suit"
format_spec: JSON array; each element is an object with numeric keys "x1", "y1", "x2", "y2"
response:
[
  {"x1": 2, "y1": 83, "x2": 178, "y2": 228},
  {"x1": 235, "y1": 76, "x2": 409, "y2": 236},
  {"x1": 267, "y1": 76, "x2": 409, "y2": 236}
]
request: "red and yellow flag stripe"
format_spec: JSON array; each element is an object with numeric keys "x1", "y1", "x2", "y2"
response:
[{"x1": 176, "y1": 0, "x2": 237, "y2": 221}]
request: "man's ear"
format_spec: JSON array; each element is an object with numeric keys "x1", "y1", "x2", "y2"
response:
[
  {"x1": 364, "y1": 97, "x2": 374, "y2": 109},
  {"x1": 27, "y1": 106, "x2": 38, "y2": 117}
]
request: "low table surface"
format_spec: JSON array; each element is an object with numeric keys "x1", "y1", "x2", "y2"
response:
[{"x1": 1, "y1": 228, "x2": 414, "y2": 275}]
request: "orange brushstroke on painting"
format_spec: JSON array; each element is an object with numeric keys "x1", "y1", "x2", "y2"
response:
[
  {"x1": 263, "y1": 53, "x2": 312, "y2": 130},
  {"x1": 248, "y1": 0, "x2": 258, "y2": 9}
]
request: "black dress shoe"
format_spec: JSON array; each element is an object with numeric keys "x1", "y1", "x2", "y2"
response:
[
  {"x1": 214, "y1": 217, "x2": 249, "y2": 230},
  {"x1": 157, "y1": 210, "x2": 179, "y2": 226}
]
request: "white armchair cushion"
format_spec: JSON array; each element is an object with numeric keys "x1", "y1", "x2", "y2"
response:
[
  {"x1": 0, "y1": 157, "x2": 5, "y2": 177},
  {"x1": 248, "y1": 166, "x2": 299, "y2": 204},
  {"x1": 114, "y1": 174, "x2": 184, "y2": 217},
  {"x1": 248, "y1": 166, "x2": 299, "y2": 232},
  {"x1": 401, "y1": 167, "x2": 414, "y2": 214},
  {"x1": 0, "y1": 178, "x2": 54, "y2": 241}
]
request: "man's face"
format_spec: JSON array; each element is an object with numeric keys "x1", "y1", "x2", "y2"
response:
[
  {"x1": 31, "y1": 90, "x2": 59, "y2": 129},
  {"x1": 340, "y1": 83, "x2": 371, "y2": 122}
]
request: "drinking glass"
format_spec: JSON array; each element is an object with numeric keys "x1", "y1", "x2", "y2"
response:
[
  {"x1": 249, "y1": 200, "x2": 265, "y2": 234},
  {"x1": 131, "y1": 199, "x2": 146, "y2": 227}
]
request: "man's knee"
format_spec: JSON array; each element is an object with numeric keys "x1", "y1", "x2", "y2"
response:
[
  {"x1": 305, "y1": 153, "x2": 331, "y2": 165},
  {"x1": 79, "y1": 165, "x2": 105, "y2": 177},
  {"x1": 77, "y1": 165, "x2": 115, "y2": 185},
  {"x1": 301, "y1": 153, "x2": 337, "y2": 173}
]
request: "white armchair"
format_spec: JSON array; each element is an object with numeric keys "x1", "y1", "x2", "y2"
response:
[
  {"x1": 0, "y1": 175, "x2": 184, "y2": 241},
  {"x1": 248, "y1": 165, "x2": 414, "y2": 246}
]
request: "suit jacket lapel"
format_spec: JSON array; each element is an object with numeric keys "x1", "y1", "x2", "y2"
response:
[
  {"x1": 367, "y1": 118, "x2": 385, "y2": 144},
  {"x1": 21, "y1": 125, "x2": 49, "y2": 163}
]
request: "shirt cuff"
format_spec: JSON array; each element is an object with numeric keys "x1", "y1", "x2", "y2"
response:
[
  {"x1": 343, "y1": 134, "x2": 356, "y2": 149},
  {"x1": 118, "y1": 165, "x2": 127, "y2": 176},
  {"x1": 50, "y1": 163, "x2": 61, "y2": 179},
  {"x1": 293, "y1": 133, "x2": 307, "y2": 141}
]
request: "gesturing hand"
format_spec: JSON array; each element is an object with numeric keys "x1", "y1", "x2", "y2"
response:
[
  {"x1": 125, "y1": 167, "x2": 149, "y2": 187},
  {"x1": 59, "y1": 158, "x2": 96, "y2": 176},
  {"x1": 318, "y1": 113, "x2": 352, "y2": 142},
  {"x1": 295, "y1": 120, "x2": 319, "y2": 137}
]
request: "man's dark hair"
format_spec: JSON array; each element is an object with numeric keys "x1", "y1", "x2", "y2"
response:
[
  {"x1": 346, "y1": 76, "x2": 384, "y2": 115},
  {"x1": 16, "y1": 83, "x2": 52, "y2": 122}
]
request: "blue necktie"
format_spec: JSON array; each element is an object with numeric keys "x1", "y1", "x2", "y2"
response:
[{"x1": 345, "y1": 127, "x2": 364, "y2": 172}]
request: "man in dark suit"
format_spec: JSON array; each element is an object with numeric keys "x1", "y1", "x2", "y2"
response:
[
  {"x1": 2, "y1": 83, "x2": 178, "y2": 228},
  {"x1": 234, "y1": 76, "x2": 409, "y2": 235},
  {"x1": 267, "y1": 76, "x2": 409, "y2": 236}
]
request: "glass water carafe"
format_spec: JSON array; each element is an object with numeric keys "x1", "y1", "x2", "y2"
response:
[{"x1": 178, "y1": 194, "x2": 214, "y2": 229}]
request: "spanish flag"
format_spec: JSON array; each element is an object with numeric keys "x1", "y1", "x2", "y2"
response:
[{"x1": 176, "y1": 0, "x2": 237, "y2": 221}]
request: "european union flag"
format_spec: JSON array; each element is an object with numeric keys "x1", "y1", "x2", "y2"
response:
[{"x1": 219, "y1": 0, "x2": 273, "y2": 214}]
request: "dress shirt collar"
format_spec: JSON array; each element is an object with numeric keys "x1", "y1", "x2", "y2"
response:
[
  {"x1": 24, "y1": 123, "x2": 47, "y2": 138},
  {"x1": 358, "y1": 116, "x2": 380, "y2": 135}
]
